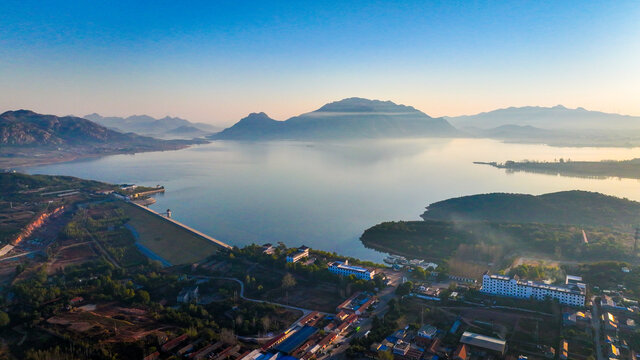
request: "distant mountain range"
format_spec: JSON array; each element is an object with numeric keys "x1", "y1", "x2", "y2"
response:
[
  {"x1": 446, "y1": 105, "x2": 640, "y2": 147},
  {"x1": 211, "y1": 98, "x2": 459, "y2": 140},
  {"x1": 447, "y1": 105, "x2": 640, "y2": 130},
  {"x1": 0, "y1": 110, "x2": 203, "y2": 168},
  {"x1": 84, "y1": 113, "x2": 220, "y2": 139},
  {"x1": 3, "y1": 100, "x2": 640, "y2": 154},
  {"x1": 1, "y1": 110, "x2": 147, "y2": 146}
]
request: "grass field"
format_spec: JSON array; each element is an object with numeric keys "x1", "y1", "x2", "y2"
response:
[{"x1": 116, "y1": 201, "x2": 221, "y2": 265}]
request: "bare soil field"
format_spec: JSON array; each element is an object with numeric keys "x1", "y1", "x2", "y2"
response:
[
  {"x1": 45, "y1": 302, "x2": 170, "y2": 343},
  {"x1": 47, "y1": 242, "x2": 98, "y2": 274},
  {"x1": 0, "y1": 259, "x2": 20, "y2": 284}
]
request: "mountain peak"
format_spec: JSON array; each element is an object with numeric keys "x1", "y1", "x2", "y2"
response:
[
  {"x1": 246, "y1": 112, "x2": 272, "y2": 119},
  {"x1": 316, "y1": 97, "x2": 419, "y2": 114},
  {"x1": 1, "y1": 109, "x2": 39, "y2": 117},
  {"x1": 211, "y1": 98, "x2": 456, "y2": 140}
]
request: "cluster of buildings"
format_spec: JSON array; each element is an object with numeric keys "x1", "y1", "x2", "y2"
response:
[
  {"x1": 142, "y1": 333, "x2": 252, "y2": 360},
  {"x1": 562, "y1": 307, "x2": 592, "y2": 327},
  {"x1": 480, "y1": 272, "x2": 586, "y2": 306},
  {"x1": 255, "y1": 305, "x2": 369, "y2": 360},
  {"x1": 598, "y1": 296, "x2": 639, "y2": 359},
  {"x1": 239, "y1": 292, "x2": 378, "y2": 360},
  {"x1": 336, "y1": 291, "x2": 377, "y2": 316},
  {"x1": 371, "y1": 325, "x2": 507, "y2": 360},
  {"x1": 281, "y1": 245, "x2": 377, "y2": 281},
  {"x1": 411, "y1": 284, "x2": 442, "y2": 301},
  {"x1": 384, "y1": 255, "x2": 438, "y2": 272}
]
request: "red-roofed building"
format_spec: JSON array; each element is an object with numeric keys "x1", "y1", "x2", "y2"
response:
[
  {"x1": 337, "y1": 321, "x2": 351, "y2": 334},
  {"x1": 161, "y1": 333, "x2": 189, "y2": 352},
  {"x1": 428, "y1": 338, "x2": 442, "y2": 355},
  {"x1": 69, "y1": 296, "x2": 84, "y2": 305},
  {"x1": 143, "y1": 352, "x2": 160, "y2": 360},
  {"x1": 336, "y1": 311, "x2": 349, "y2": 321},
  {"x1": 324, "y1": 322, "x2": 336, "y2": 332},
  {"x1": 337, "y1": 292, "x2": 362, "y2": 311},
  {"x1": 297, "y1": 311, "x2": 319, "y2": 326},
  {"x1": 453, "y1": 344, "x2": 469, "y2": 360}
]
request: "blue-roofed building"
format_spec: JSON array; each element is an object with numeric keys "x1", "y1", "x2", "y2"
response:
[
  {"x1": 274, "y1": 326, "x2": 318, "y2": 355},
  {"x1": 279, "y1": 356, "x2": 299, "y2": 360},
  {"x1": 449, "y1": 319, "x2": 461, "y2": 334}
]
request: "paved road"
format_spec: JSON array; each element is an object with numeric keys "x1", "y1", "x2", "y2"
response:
[
  {"x1": 323, "y1": 270, "x2": 404, "y2": 360},
  {"x1": 0, "y1": 250, "x2": 38, "y2": 262},
  {"x1": 85, "y1": 227, "x2": 122, "y2": 269},
  {"x1": 591, "y1": 296, "x2": 604, "y2": 360}
]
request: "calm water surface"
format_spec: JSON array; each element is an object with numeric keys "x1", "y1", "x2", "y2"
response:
[{"x1": 26, "y1": 138, "x2": 640, "y2": 262}]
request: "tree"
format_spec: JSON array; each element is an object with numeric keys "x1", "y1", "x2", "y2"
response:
[
  {"x1": 136, "y1": 290, "x2": 150, "y2": 304},
  {"x1": 282, "y1": 273, "x2": 296, "y2": 304},
  {"x1": 396, "y1": 281, "x2": 413, "y2": 296},
  {"x1": 377, "y1": 350, "x2": 394, "y2": 360},
  {"x1": 261, "y1": 316, "x2": 271, "y2": 332},
  {"x1": 0, "y1": 311, "x2": 9, "y2": 327},
  {"x1": 282, "y1": 273, "x2": 296, "y2": 289}
]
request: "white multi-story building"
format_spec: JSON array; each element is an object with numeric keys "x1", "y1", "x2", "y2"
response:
[
  {"x1": 328, "y1": 260, "x2": 375, "y2": 280},
  {"x1": 481, "y1": 273, "x2": 586, "y2": 306},
  {"x1": 286, "y1": 245, "x2": 310, "y2": 263}
]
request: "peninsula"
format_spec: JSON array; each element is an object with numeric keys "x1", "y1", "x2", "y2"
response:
[{"x1": 475, "y1": 158, "x2": 640, "y2": 180}]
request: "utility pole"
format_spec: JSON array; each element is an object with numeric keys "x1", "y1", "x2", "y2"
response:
[{"x1": 634, "y1": 227, "x2": 640, "y2": 254}]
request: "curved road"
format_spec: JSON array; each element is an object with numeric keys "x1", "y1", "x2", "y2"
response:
[{"x1": 197, "y1": 276, "x2": 333, "y2": 315}]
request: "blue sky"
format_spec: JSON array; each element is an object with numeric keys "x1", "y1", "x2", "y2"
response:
[{"x1": 1, "y1": 0, "x2": 639, "y2": 124}]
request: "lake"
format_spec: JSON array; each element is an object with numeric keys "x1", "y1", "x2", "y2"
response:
[{"x1": 26, "y1": 138, "x2": 640, "y2": 262}]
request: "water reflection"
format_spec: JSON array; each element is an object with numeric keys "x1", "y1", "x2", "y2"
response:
[{"x1": 27, "y1": 138, "x2": 640, "y2": 262}]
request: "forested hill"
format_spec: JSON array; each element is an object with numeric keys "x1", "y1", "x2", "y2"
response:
[
  {"x1": 0, "y1": 110, "x2": 207, "y2": 168},
  {"x1": 421, "y1": 190, "x2": 640, "y2": 230},
  {"x1": 0, "y1": 110, "x2": 171, "y2": 146}
]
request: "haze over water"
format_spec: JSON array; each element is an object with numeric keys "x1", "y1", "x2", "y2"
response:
[{"x1": 26, "y1": 138, "x2": 640, "y2": 262}]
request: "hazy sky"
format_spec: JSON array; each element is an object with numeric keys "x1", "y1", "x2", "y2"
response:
[{"x1": 1, "y1": 1, "x2": 639, "y2": 126}]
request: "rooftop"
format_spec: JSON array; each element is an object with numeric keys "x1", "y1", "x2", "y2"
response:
[
  {"x1": 275, "y1": 326, "x2": 318, "y2": 354},
  {"x1": 486, "y1": 274, "x2": 585, "y2": 295},
  {"x1": 329, "y1": 261, "x2": 371, "y2": 274},
  {"x1": 460, "y1": 331, "x2": 506, "y2": 353},
  {"x1": 566, "y1": 275, "x2": 583, "y2": 282},
  {"x1": 417, "y1": 325, "x2": 438, "y2": 338}
]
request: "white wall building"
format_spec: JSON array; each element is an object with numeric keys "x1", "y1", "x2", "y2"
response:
[
  {"x1": 286, "y1": 246, "x2": 310, "y2": 263},
  {"x1": 328, "y1": 260, "x2": 375, "y2": 280},
  {"x1": 481, "y1": 273, "x2": 585, "y2": 306}
]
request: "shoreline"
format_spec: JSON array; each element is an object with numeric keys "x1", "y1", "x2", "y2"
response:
[{"x1": 1, "y1": 143, "x2": 201, "y2": 170}]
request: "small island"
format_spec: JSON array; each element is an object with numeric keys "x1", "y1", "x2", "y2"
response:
[{"x1": 475, "y1": 158, "x2": 640, "y2": 180}]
